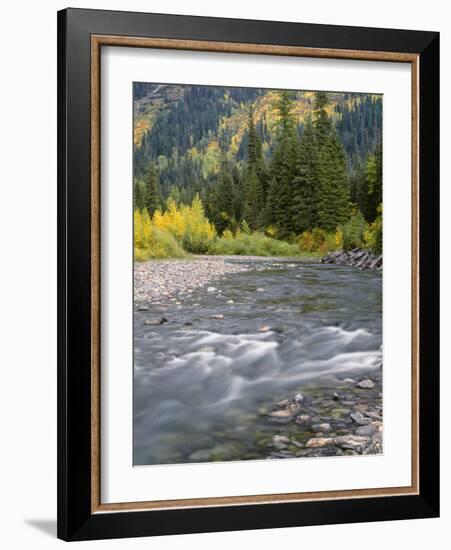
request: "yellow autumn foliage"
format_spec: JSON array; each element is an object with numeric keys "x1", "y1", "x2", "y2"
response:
[
  {"x1": 134, "y1": 209, "x2": 185, "y2": 260},
  {"x1": 135, "y1": 195, "x2": 217, "y2": 259}
]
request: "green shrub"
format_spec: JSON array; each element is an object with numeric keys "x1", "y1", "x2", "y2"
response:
[
  {"x1": 363, "y1": 204, "x2": 383, "y2": 254},
  {"x1": 342, "y1": 210, "x2": 366, "y2": 250},
  {"x1": 207, "y1": 231, "x2": 300, "y2": 256}
]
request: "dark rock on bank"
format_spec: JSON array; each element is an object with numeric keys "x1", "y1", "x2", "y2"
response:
[{"x1": 321, "y1": 249, "x2": 382, "y2": 271}]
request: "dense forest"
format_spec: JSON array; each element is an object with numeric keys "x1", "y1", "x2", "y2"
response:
[{"x1": 133, "y1": 84, "x2": 382, "y2": 259}]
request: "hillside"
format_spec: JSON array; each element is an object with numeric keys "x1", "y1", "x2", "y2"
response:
[{"x1": 133, "y1": 83, "x2": 382, "y2": 204}]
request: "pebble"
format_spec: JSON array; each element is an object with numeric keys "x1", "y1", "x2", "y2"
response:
[
  {"x1": 312, "y1": 423, "x2": 332, "y2": 433},
  {"x1": 295, "y1": 414, "x2": 311, "y2": 425},
  {"x1": 294, "y1": 393, "x2": 304, "y2": 404},
  {"x1": 134, "y1": 257, "x2": 251, "y2": 306},
  {"x1": 144, "y1": 317, "x2": 168, "y2": 326},
  {"x1": 350, "y1": 411, "x2": 372, "y2": 425},
  {"x1": 357, "y1": 379, "x2": 375, "y2": 389},
  {"x1": 356, "y1": 424, "x2": 378, "y2": 437}
]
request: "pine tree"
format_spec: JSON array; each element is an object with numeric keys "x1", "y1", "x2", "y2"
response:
[{"x1": 146, "y1": 163, "x2": 161, "y2": 215}]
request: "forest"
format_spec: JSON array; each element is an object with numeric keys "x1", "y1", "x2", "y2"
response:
[{"x1": 133, "y1": 84, "x2": 382, "y2": 260}]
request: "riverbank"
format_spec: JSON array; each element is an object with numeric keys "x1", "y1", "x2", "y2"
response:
[
  {"x1": 321, "y1": 249, "x2": 382, "y2": 271},
  {"x1": 134, "y1": 255, "x2": 314, "y2": 306}
]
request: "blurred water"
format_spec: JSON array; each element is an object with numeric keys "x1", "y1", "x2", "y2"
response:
[{"x1": 133, "y1": 260, "x2": 382, "y2": 465}]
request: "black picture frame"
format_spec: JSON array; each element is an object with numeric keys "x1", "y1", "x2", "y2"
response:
[{"x1": 57, "y1": 7, "x2": 439, "y2": 541}]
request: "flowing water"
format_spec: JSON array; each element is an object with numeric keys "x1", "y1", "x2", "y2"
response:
[{"x1": 133, "y1": 259, "x2": 382, "y2": 465}]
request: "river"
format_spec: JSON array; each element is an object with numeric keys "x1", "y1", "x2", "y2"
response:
[{"x1": 133, "y1": 259, "x2": 382, "y2": 465}]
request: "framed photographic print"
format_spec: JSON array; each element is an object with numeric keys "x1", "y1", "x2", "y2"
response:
[{"x1": 57, "y1": 8, "x2": 439, "y2": 541}]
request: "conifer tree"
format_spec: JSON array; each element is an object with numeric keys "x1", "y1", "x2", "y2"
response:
[
  {"x1": 231, "y1": 164, "x2": 245, "y2": 225},
  {"x1": 146, "y1": 163, "x2": 162, "y2": 216},
  {"x1": 266, "y1": 91, "x2": 299, "y2": 236},
  {"x1": 362, "y1": 143, "x2": 382, "y2": 222},
  {"x1": 292, "y1": 117, "x2": 319, "y2": 232},
  {"x1": 214, "y1": 156, "x2": 235, "y2": 233},
  {"x1": 313, "y1": 92, "x2": 350, "y2": 231},
  {"x1": 134, "y1": 179, "x2": 147, "y2": 211},
  {"x1": 244, "y1": 106, "x2": 267, "y2": 230}
]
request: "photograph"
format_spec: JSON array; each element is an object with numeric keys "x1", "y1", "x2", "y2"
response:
[{"x1": 132, "y1": 83, "x2": 384, "y2": 466}]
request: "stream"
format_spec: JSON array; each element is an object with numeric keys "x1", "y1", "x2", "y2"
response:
[{"x1": 133, "y1": 259, "x2": 382, "y2": 465}]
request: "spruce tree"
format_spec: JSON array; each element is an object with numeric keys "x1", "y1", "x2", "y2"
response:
[
  {"x1": 292, "y1": 117, "x2": 319, "y2": 232},
  {"x1": 146, "y1": 163, "x2": 161, "y2": 216},
  {"x1": 362, "y1": 143, "x2": 382, "y2": 222},
  {"x1": 244, "y1": 106, "x2": 267, "y2": 230},
  {"x1": 313, "y1": 92, "x2": 350, "y2": 231},
  {"x1": 231, "y1": 164, "x2": 245, "y2": 225},
  {"x1": 134, "y1": 179, "x2": 147, "y2": 211},
  {"x1": 266, "y1": 91, "x2": 299, "y2": 236},
  {"x1": 214, "y1": 156, "x2": 235, "y2": 233}
]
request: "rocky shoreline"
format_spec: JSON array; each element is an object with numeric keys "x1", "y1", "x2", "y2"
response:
[
  {"x1": 321, "y1": 249, "x2": 382, "y2": 271},
  {"x1": 134, "y1": 256, "x2": 297, "y2": 306},
  {"x1": 134, "y1": 256, "x2": 250, "y2": 306},
  {"x1": 262, "y1": 371, "x2": 383, "y2": 459}
]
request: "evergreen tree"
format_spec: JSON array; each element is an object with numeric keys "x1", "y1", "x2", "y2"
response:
[
  {"x1": 362, "y1": 144, "x2": 382, "y2": 222},
  {"x1": 134, "y1": 179, "x2": 147, "y2": 211},
  {"x1": 145, "y1": 164, "x2": 162, "y2": 215},
  {"x1": 266, "y1": 91, "x2": 299, "y2": 236},
  {"x1": 231, "y1": 164, "x2": 245, "y2": 225},
  {"x1": 244, "y1": 106, "x2": 267, "y2": 230},
  {"x1": 214, "y1": 156, "x2": 235, "y2": 233},
  {"x1": 313, "y1": 92, "x2": 350, "y2": 231},
  {"x1": 292, "y1": 117, "x2": 319, "y2": 232}
]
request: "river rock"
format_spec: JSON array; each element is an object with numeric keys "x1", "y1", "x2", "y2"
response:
[
  {"x1": 357, "y1": 379, "x2": 375, "y2": 389},
  {"x1": 355, "y1": 424, "x2": 378, "y2": 437},
  {"x1": 306, "y1": 437, "x2": 334, "y2": 448},
  {"x1": 259, "y1": 325, "x2": 271, "y2": 332},
  {"x1": 273, "y1": 435, "x2": 290, "y2": 444},
  {"x1": 321, "y1": 249, "x2": 382, "y2": 271},
  {"x1": 268, "y1": 409, "x2": 293, "y2": 419},
  {"x1": 294, "y1": 393, "x2": 304, "y2": 404},
  {"x1": 312, "y1": 423, "x2": 333, "y2": 433},
  {"x1": 295, "y1": 414, "x2": 312, "y2": 425},
  {"x1": 334, "y1": 435, "x2": 370, "y2": 452},
  {"x1": 210, "y1": 314, "x2": 224, "y2": 320},
  {"x1": 144, "y1": 317, "x2": 168, "y2": 326},
  {"x1": 272, "y1": 435, "x2": 290, "y2": 450},
  {"x1": 137, "y1": 305, "x2": 149, "y2": 311},
  {"x1": 256, "y1": 287, "x2": 266, "y2": 292},
  {"x1": 350, "y1": 411, "x2": 372, "y2": 425}
]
